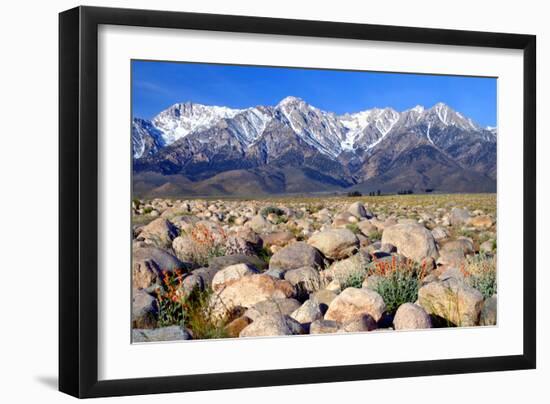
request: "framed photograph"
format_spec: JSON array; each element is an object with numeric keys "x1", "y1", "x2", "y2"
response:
[{"x1": 59, "y1": 6, "x2": 536, "y2": 398}]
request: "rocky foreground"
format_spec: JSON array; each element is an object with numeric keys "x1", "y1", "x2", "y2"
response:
[{"x1": 132, "y1": 195, "x2": 497, "y2": 342}]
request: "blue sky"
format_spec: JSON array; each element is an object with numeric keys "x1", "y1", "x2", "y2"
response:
[{"x1": 132, "y1": 60, "x2": 497, "y2": 127}]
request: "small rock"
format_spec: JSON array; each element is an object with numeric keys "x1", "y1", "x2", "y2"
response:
[
  {"x1": 339, "y1": 315, "x2": 377, "y2": 332},
  {"x1": 308, "y1": 229, "x2": 359, "y2": 260},
  {"x1": 393, "y1": 303, "x2": 432, "y2": 330},
  {"x1": 248, "y1": 214, "x2": 271, "y2": 233},
  {"x1": 132, "y1": 289, "x2": 158, "y2": 329},
  {"x1": 348, "y1": 202, "x2": 367, "y2": 218},
  {"x1": 269, "y1": 242, "x2": 324, "y2": 271},
  {"x1": 224, "y1": 236, "x2": 257, "y2": 256},
  {"x1": 290, "y1": 300, "x2": 323, "y2": 324},
  {"x1": 480, "y1": 295, "x2": 497, "y2": 326},
  {"x1": 263, "y1": 267, "x2": 287, "y2": 279},
  {"x1": 310, "y1": 319, "x2": 340, "y2": 334},
  {"x1": 245, "y1": 298, "x2": 301, "y2": 321},
  {"x1": 191, "y1": 267, "x2": 218, "y2": 288},
  {"x1": 418, "y1": 278, "x2": 484, "y2": 326},
  {"x1": 325, "y1": 287, "x2": 386, "y2": 323},
  {"x1": 132, "y1": 326, "x2": 191, "y2": 342},
  {"x1": 239, "y1": 314, "x2": 304, "y2": 337},
  {"x1": 469, "y1": 215, "x2": 493, "y2": 229},
  {"x1": 210, "y1": 275, "x2": 296, "y2": 319},
  {"x1": 381, "y1": 223, "x2": 439, "y2": 263},
  {"x1": 132, "y1": 246, "x2": 185, "y2": 289},
  {"x1": 450, "y1": 208, "x2": 472, "y2": 226},
  {"x1": 180, "y1": 273, "x2": 205, "y2": 295},
  {"x1": 284, "y1": 266, "x2": 322, "y2": 295},
  {"x1": 442, "y1": 239, "x2": 474, "y2": 255},
  {"x1": 208, "y1": 254, "x2": 267, "y2": 272},
  {"x1": 261, "y1": 231, "x2": 295, "y2": 247},
  {"x1": 225, "y1": 316, "x2": 253, "y2": 337},
  {"x1": 431, "y1": 226, "x2": 449, "y2": 241},
  {"x1": 172, "y1": 235, "x2": 197, "y2": 263},
  {"x1": 357, "y1": 221, "x2": 378, "y2": 237},
  {"x1": 211, "y1": 263, "x2": 259, "y2": 292},
  {"x1": 138, "y1": 218, "x2": 179, "y2": 249},
  {"x1": 325, "y1": 251, "x2": 370, "y2": 284}
]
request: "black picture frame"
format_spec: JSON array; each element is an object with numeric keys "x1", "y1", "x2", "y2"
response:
[{"x1": 59, "y1": 5, "x2": 536, "y2": 398}]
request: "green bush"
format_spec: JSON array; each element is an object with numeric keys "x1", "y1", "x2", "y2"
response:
[
  {"x1": 272, "y1": 215, "x2": 288, "y2": 225},
  {"x1": 260, "y1": 206, "x2": 285, "y2": 217},
  {"x1": 368, "y1": 257, "x2": 426, "y2": 314},
  {"x1": 257, "y1": 246, "x2": 272, "y2": 264},
  {"x1": 156, "y1": 272, "x2": 229, "y2": 339},
  {"x1": 464, "y1": 254, "x2": 497, "y2": 299},
  {"x1": 341, "y1": 271, "x2": 366, "y2": 289},
  {"x1": 374, "y1": 269, "x2": 419, "y2": 313}
]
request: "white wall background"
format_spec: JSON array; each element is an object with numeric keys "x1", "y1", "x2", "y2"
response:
[{"x1": 0, "y1": 0, "x2": 546, "y2": 402}]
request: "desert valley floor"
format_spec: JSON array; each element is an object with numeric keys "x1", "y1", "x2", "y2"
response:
[{"x1": 131, "y1": 194, "x2": 497, "y2": 342}]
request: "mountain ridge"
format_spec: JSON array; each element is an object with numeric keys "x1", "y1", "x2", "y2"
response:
[{"x1": 132, "y1": 97, "x2": 497, "y2": 197}]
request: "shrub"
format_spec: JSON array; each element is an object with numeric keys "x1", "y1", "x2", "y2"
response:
[
  {"x1": 257, "y1": 246, "x2": 272, "y2": 264},
  {"x1": 462, "y1": 254, "x2": 497, "y2": 299},
  {"x1": 156, "y1": 271, "x2": 229, "y2": 339},
  {"x1": 272, "y1": 215, "x2": 288, "y2": 225},
  {"x1": 260, "y1": 206, "x2": 284, "y2": 217},
  {"x1": 156, "y1": 270, "x2": 188, "y2": 328},
  {"x1": 341, "y1": 270, "x2": 366, "y2": 289},
  {"x1": 347, "y1": 191, "x2": 362, "y2": 197},
  {"x1": 374, "y1": 270, "x2": 419, "y2": 314},
  {"x1": 369, "y1": 256, "x2": 428, "y2": 314},
  {"x1": 142, "y1": 206, "x2": 153, "y2": 214}
]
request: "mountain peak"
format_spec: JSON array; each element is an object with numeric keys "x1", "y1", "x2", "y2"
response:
[
  {"x1": 409, "y1": 105, "x2": 425, "y2": 114},
  {"x1": 278, "y1": 96, "x2": 306, "y2": 107}
]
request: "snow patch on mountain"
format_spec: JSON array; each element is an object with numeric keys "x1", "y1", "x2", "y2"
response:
[
  {"x1": 426, "y1": 122, "x2": 434, "y2": 145},
  {"x1": 435, "y1": 102, "x2": 449, "y2": 125}
]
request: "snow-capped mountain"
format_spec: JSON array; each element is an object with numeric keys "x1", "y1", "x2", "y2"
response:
[
  {"x1": 152, "y1": 102, "x2": 244, "y2": 144},
  {"x1": 132, "y1": 97, "x2": 497, "y2": 196}
]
